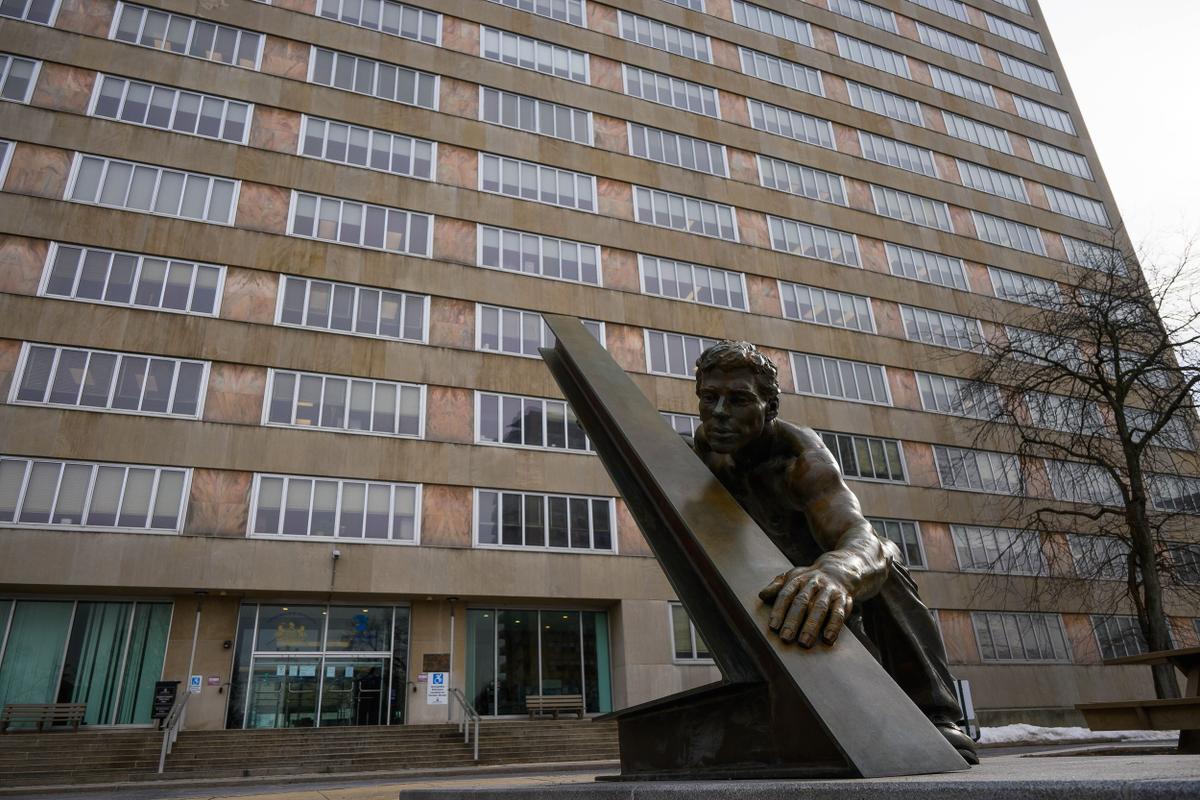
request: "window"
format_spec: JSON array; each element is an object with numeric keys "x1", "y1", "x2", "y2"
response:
[
  {"x1": 952, "y1": 525, "x2": 1045, "y2": 575},
  {"x1": 0, "y1": 54, "x2": 39, "y2": 103},
  {"x1": 111, "y1": 3, "x2": 262, "y2": 69},
  {"x1": 662, "y1": 411, "x2": 701, "y2": 437},
  {"x1": 1004, "y1": 326, "x2": 1083, "y2": 368},
  {"x1": 265, "y1": 370, "x2": 423, "y2": 437},
  {"x1": 1126, "y1": 408, "x2": 1194, "y2": 451},
  {"x1": 996, "y1": 0, "x2": 1031, "y2": 13},
  {"x1": 480, "y1": 87, "x2": 591, "y2": 145},
  {"x1": 885, "y1": 243, "x2": 967, "y2": 290},
  {"x1": 477, "y1": 304, "x2": 604, "y2": 358},
  {"x1": 0, "y1": 139, "x2": 9, "y2": 185},
  {"x1": 759, "y1": 156, "x2": 845, "y2": 205},
  {"x1": 661, "y1": 0, "x2": 703, "y2": 9},
  {"x1": 957, "y1": 159, "x2": 1028, "y2": 203},
  {"x1": 988, "y1": 267, "x2": 1060, "y2": 307},
  {"x1": 828, "y1": 0, "x2": 896, "y2": 32},
  {"x1": 641, "y1": 255, "x2": 746, "y2": 311},
  {"x1": 12, "y1": 342, "x2": 207, "y2": 417},
  {"x1": 478, "y1": 225, "x2": 600, "y2": 285},
  {"x1": 645, "y1": 330, "x2": 720, "y2": 378},
  {"x1": 480, "y1": 153, "x2": 595, "y2": 212},
  {"x1": 300, "y1": 116, "x2": 434, "y2": 179},
  {"x1": 317, "y1": 0, "x2": 440, "y2": 43},
  {"x1": 837, "y1": 34, "x2": 909, "y2": 79},
  {"x1": 942, "y1": 111, "x2": 1012, "y2": 154},
  {"x1": 634, "y1": 187, "x2": 737, "y2": 241},
  {"x1": 1170, "y1": 543, "x2": 1200, "y2": 584},
  {"x1": 475, "y1": 489, "x2": 614, "y2": 552},
  {"x1": 0, "y1": 456, "x2": 188, "y2": 532},
  {"x1": 1092, "y1": 616, "x2": 1147, "y2": 660},
  {"x1": 1028, "y1": 139, "x2": 1092, "y2": 180},
  {"x1": 477, "y1": 392, "x2": 589, "y2": 452},
  {"x1": 731, "y1": 0, "x2": 812, "y2": 45},
  {"x1": 747, "y1": 99, "x2": 833, "y2": 149},
  {"x1": 67, "y1": 154, "x2": 238, "y2": 224},
  {"x1": 618, "y1": 10, "x2": 710, "y2": 62},
  {"x1": 629, "y1": 123, "x2": 726, "y2": 177},
  {"x1": 871, "y1": 185, "x2": 952, "y2": 231},
  {"x1": 917, "y1": 22, "x2": 981, "y2": 64},
  {"x1": 0, "y1": 0, "x2": 58, "y2": 24},
  {"x1": 869, "y1": 518, "x2": 924, "y2": 567},
  {"x1": 277, "y1": 275, "x2": 427, "y2": 342},
  {"x1": 928, "y1": 64, "x2": 995, "y2": 107},
  {"x1": 623, "y1": 65, "x2": 718, "y2": 117},
  {"x1": 308, "y1": 47, "x2": 438, "y2": 109},
  {"x1": 1148, "y1": 473, "x2": 1200, "y2": 514},
  {"x1": 481, "y1": 26, "x2": 588, "y2": 83},
  {"x1": 1061, "y1": 236, "x2": 1122, "y2": 272},
  {"x1": 793, "y1": 353, "x2": 890, "y2": 405},
  {"x1": 901, "y1": 306, "x2": 982, "y2": 351},
  {"x1": 846, "y1": 80, "x2": 923, "y2": 127},
  {"x1": 972, "y1": 211, "x2": 1045, "y2": 256},
  {"x1": 916, "y1": 372, "x2": 1000, "y2": 419},
  {"x1": 1044, "y1": 460, "x2": 1123, "y2": 506},
  {"x1": 40, "y1": 243, "x2": 223, "y2": 316},
  {"x1": 90, "y1": 75, "x2": 251, "y2": 144},
  {"x1": 669, "y1": 602, "x2": 711, "y2": 661},
  {"x1": 779, "y1": 281, "x2": 873, "y2": 333},
  {"x1": 1044, "y1": 186, "x2": 1108, "y2": 226},
  {"x1": 289, "y1": 191, "x2": 432, "y2": 256},
  {"x1": 1068, "y1": 534, "x2": 1128, "y2": 580},
  {"x1": 767, "y1": 216, "x2": 859, "y2": 267},
  {"x1": 251, "y1": 474, "x2": 419, "y2": 542},
  {"x1": 983, "y1": 12, "x2": 1044, "y2": 53},
  {"x1": 998, "y1": 52, "x2": 1058, "y2": 93},
  {"x1": 932, "y1": 446, "x2": 1022, "y2": 494},
  {"x1": 739, "y1": 48, "x2": 824, "y2": 97},
  {"x1": 973, "y1": 612, "x2": 1070, "y2": 662},
  {"x1": 859, "y1": 131, "x2": 937, "y2": 177},
  {"x1": 488, "y1": 0, "x2": 584, "y2": 25},
  {"x1": 1013, "y1": 95, "x2": 1074, "y2": 134},
  {"x1": 818, "y1": 432, "x2": 906, "y2": 482},
  {"x1": 907, "y1": 0, "x2": 967, "y2": 23}
]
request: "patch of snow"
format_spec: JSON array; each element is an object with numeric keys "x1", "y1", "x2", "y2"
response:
[{"x1": 979, "y1": 723, "x2": 1178, "y2": 745}]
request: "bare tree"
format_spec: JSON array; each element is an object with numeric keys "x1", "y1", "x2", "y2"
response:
[{"x1": 959, "y1": 233, "x2": 1200, "y2": 699}]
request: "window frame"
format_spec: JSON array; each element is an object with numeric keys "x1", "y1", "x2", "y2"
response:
[
  {"x1": 668, "y1": 601, "x2": 713, "y2": 663},
  {"x1": 478, "y1": 153, "x2": 597, "y2": 213},
  {"x1": 778, "y1": 280, "x2": 875, "y2": 333},
  {"x1": 643, "y1": 329, "x2": 721, "y2": 379},
  {"x1": 479, "y1": 25, "x2": 590, "y2": 84},
  {"x1": 473, "y1": 390, "x2": 593, "y2": 454},
  {"x1": 616, "y1": 9, "x2": 711, "y2": 63},
  {"x1": 0, "y1": 138, "x2": 14, "y2": 187},
  {"x1": 626, "y1": 122, "x2": 728, "y2": 178},
  {"x1": 475, "y1": 303, "x2": 605, "y2": 359},
  {"x1": 791, "y1": 352, "x2": 893, "y2": 406},
  {"x1": 87, "y1": 73, "x2": 254, "y2": 145},
  {"x1": 621, "y1": 63, "x2": 720, "y2": 118},
  {"x1": 297, "y1": 114, "x2": 437, "y2": 181},
  {"x1": 262, "y1": 368, "x2": 427, "y2": 439},
  {"x1": 109, "y1": 2, "x2": 265, "y2": 71},
  {"x1": 247, "y1": 472, "x2": 423, "y2": 544},
  {"x1": 305, "y1": 45, "x2": 440, "y2": 111},
  {"x1": 633, "y1": 186, "x2": 739, "y2": 242},
  {"x1": 0, "y1": 0, "x2": 61, "y2": 25},
  {"x1": 0, "y1": 53, "x2": 41, "y2": 104},
  {"x1": 487, "y1": 0, "x2": 587, "y2": 28},
  {"x1": 316, "y1": 0, "x2": 443, "y2": 45},
  {"x1": 64, "y1": 152, "x2": 241, "y2": 225},
  {"x1": 972, "y1": 611, "x2": 1072, "y2": 663},
  {"x1": 471, "y1": 487, "x2": 618, "y2": 554},
  {"x1": 478, "y1": 85, "x2": 593, "y2": 146},
  {"x1": 476, "y1": 224, "x2": 602, "y2": 286},
  {"x1": 274, "y1": 274, "x2": 431, "y2": 344},
  {"x1": 639, "y1": 254, "x2": 747, "y2": 312},
  {"x1": 286, "y1": 189, "x2": 434, "y2": 257},
  {"x1": 817, "y1": 431, "x2": 908, "y2": 484},
  {"x1": 868, "y1": 517, "x2": 926, "y2": 569}
]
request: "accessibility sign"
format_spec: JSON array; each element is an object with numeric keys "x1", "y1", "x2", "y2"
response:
[{"x1": 426, "y1": 671, "x2": 448, "y2": 705}]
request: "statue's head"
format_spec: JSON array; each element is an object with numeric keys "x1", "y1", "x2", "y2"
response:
[{"x1": 694, "y1": 341, "x2": 780, "y2": 454}]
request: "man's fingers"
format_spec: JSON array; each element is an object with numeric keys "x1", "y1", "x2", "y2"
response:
[
  {"x1": 822, "y1": 594, "x2": 851, "y2": 644},
  {"x1": 797, "y1": 587, "x2": 834, "y2": 648},
  {"x1": 767, "y1": 573, "x2": 806, "y2": 630},
  {"x1": 758, "y1": 572, "x2": 790, "y2": 603},
  {"x1": 777, "y1": 577, "x2": 821, "y2": 641}
]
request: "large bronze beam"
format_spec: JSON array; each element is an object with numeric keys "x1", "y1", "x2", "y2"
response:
[{"x1": 541, "y1": 315, "x2": 967, "y2": 780}]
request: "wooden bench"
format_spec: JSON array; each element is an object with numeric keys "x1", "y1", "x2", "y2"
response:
[
  {"x1": 526, "y1": 694, "x2": 585, "y2": 720},
  {"x1": 1, "y1": 703, "x2": 87, "y2": 733},
  {"x1": 1076, "y1": 645, "x2": 1200, "y2": 753}
]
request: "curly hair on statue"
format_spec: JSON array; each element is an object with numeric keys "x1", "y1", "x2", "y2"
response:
[{"x1": 694, "y1": 340, "x2": 780, "y2": 406}]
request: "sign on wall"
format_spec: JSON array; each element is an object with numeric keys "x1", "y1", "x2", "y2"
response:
[
  {"x1": 427, "y1": 671, "x2": 448, "y2": 705},
  {"x1": 188, "y1": 675, "x2": 203, "y2": 694}
]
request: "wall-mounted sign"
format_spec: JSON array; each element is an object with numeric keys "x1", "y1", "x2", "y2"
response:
[
  {"x1": 152, "y1": 682, "x2": 178, "y2": 720},
  {"x1": 188, "y1": 675, "x2": 202, "y2": 694},
  {"x1": 427, "y1": 671, "x2": 448, "y2": 704},
  {"x1": 423, "y1": 653, "x2": 450, "y2": 672},
  {"x1": 207, "y1": 675, "x2": 221, "y2": 686}
]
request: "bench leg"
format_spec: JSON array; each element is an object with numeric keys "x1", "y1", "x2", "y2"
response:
[{"x1": 1180, "y1": 730, "x2": 1199, "y2": 755}]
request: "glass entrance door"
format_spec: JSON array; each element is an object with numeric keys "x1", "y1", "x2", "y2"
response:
[
  {"x1": 319, "y1": 658, "x2": 387, "y2": 727},
  {"x1": 247, "y1": 658, "x2": 320, "y2": 728}
]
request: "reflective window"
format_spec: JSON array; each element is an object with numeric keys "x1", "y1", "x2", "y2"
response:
[
  {"x1": 973, "y1": 612, "x2": 1070, "y2": 662},
  {"x1": 618, "y1": 10, "x2": 710, "y2": 62},
  {"x1": 1068, "y1": 535, "x2": 1128, "y2": 580},
  {"x1": 972, "y1": 211, "x2": 1045, "y2": 255},
  {"x1": 952, "y1": 526, "x2": 1045, "y2": 575},
  {"x1": 871, "y1": 185, "x2": 951, "y2": 231},
  {"x1": 111, "y1": 3, "x2": 262, "y2": 68},
  {"x1": 1150, "y1": 474, "x2": 1200, "y2": 514},
  {"x1": 478, "y1": 225, "x2": 599, "y2": 285},
  {"x1": 1061, "y1": 236, "x2": 1122, "y2": 271},
  {"x1": 759, "y1": 156, "x2": 845, "y2": 205},
  {"x1": 747, "y1": 99, "x2": 833, "y2": 149},
  {"x1": 731, "y1": 0, "x2": 811, "y2": 45},
  {"x1": 998, "y1": 52, "x2": 1059, "y2": 93},
  {"x1": 661, "y1": 412, "x2": 700, "y2": 437},
  {"x1": 645, "y1": 330, "x2": 720, "y2": 378},
  {"x1": 0, "y1": 53, "x2": 39, "y2": 103},
  {"x1": 901, "y1": 305, "x2": 983, "y2": 351},
  {"x1": 623, "y1": 65, "x2": 718, "y2": 117},
  {"x1": 928, "y1": 64, "x2": 995, "y2": 107},
  {"x1": 1044, "y1": 185, "x2": 1108, "y2": 226},
  {"x1": 628, "y1": 123, "x2": 726, "y2": 177},
  {"x1": 988, "y1": 267, "x2": 1059, "y2": 307},
  {"x1": 288, "y1": 191, "x2": 432, "y2": 256},
  {"x1": 265, "y1": 369, "x2": 423, "y2": 438},
  {"x1": 477, "y1": 392, "x2": 589, "y2": 453},
  {"x1": 828, "y1": 0, "x2": 896, "y2": 32},
  {"x1": 818, "y1": 432, "x2": 906, "y2": 482},
  {"x1": 917, "y1": 22, "x2": 981, "y2": 63},
  {"x1": 67, "y1": 154, "x2": 237, "y2": 224},
  {"x1": 792, "y1": 353, "x2": 890, "y2": 405},
  {"x1": 0, "y1": 0, "x2": 58, "y2": 24},
  {"x1": 475, "y1": 489, "x2": 614, "y2": 552},
  {"x1": 779, "y1": 281, "x2": 873, "y2": 333},
  {"x1": 932, "y1": 446, "x2": 1022, "y2": 494},
  {"x1": 1045, "y1": 460, "x2": 1123, "y2": 506},
  {"x1": 277, "y1": 275, "x2": 427, "y2": 342},
  {"x1": 251, "y1": 474, "x2": 419, "y2": 542},
  {"x1": 1091, "y1": 616, "x2": 1147, "y2": 660},
  {"x1": 316, "y1": 0, "x2": 440, "y2": 43},
  {"x1": 640, "y1": 255, "x2": 745, "y2": 311},
  {"x1": 1013, "y1": 94, "x2": 1075, "y2": 134},
  {"x1": 479, "y1": 153, "x2": 595, "y2": 212},
  {"x1": 40, "y1": 244, "x2": 223, "y2": 315},
  {"x1": 868, "y1": 518, "x2": 924, "y2": 568},
  {"x1": 859, "y1": 131, "x2": 937, "y2": 177},
  {"x1": 480, "y1": 87, "x2": 591, "y2": 145},
  {"x1": 739, "y1": 48, "x2": 824, "y2": 97},
  {"x1": 767, "y1": 216, "x2": 859, "y2": 267},
  {"x1": 957, "y1": 159, "x2": 1028, "y2": 203},
  {"x1": 300, "y1": 116, "x2": 434, "y2": 179},
  {"x1": 846, "y1": 80, "x2": 922, "y2": 127},
  {"x1": 908, "y1": 0, "x2": 967, "y2": 23},
  {"x1": 91, "y1": 75, "x2": 251, "y2": 143},
  {"x1": 916, "y1": 372, "x2": 1000, "y2": 419},
  {"x1": 476, "y1": 304, "x2": 604, "y2": 358},
  {"x1": 942, "y1": 111, "x2": 1012, "y2": 154},
  {"x1": 481, "y1": 26, "x2": 588, "y2": 83},
  {"x1": 309, "y1": 47, "x2": 438, "y2": 109},
  {"x1": 885, "y1": 243, "x2": 967, "y2": 290},
  {"x1": 1028, "y1": 139, "x2": 1091, "y2": 179},
  {"x1": 634, "y1": 187, "x2": 737, "y2": 241},
  {"x1": 983, "y1": 12, "x2": 1045, "y2": 53},
  {"x1": 837, "y1": 34, "x2": 909, "y2": 78},
  {"x1": 488, "y1": 0, "x2": 584, "y2": 26},
  {"x1": 669, "y1": 602, "x2": 711, "y2": 661}
]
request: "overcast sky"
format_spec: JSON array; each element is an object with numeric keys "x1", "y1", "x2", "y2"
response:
[{"x1": 1040, "y1": 0, "x2": 1200, "y2": 271}]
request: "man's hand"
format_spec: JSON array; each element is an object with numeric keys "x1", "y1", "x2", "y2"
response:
[{"x1": 759, "y1": 562, "x2": 855, "y2": 647}]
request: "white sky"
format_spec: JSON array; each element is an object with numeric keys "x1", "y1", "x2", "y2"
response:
[{"x1": 1040, "y1": 1, "x2": 1200, "y2": 270}]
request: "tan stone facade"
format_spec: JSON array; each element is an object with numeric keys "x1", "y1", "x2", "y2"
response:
[{"x1": 0, "y1": 0, "x2": 1195, "y2": 732}]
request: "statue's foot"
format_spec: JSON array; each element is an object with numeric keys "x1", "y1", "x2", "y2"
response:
[{"x1": 936, "y1": 722, "x2": 979, "y2": 766}]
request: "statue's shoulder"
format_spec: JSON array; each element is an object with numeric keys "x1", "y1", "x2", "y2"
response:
[{"x1": 772, "y1": 420, "x2": 824, "y2": 454}]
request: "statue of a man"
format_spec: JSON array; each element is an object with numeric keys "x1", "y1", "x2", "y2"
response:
[{"x1": 689, "y1": 340, "x2": 978, "y2": 765}]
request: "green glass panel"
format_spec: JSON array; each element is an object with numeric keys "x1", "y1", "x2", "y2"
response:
[
  {"x1": 389, "y1": 607, "x2": 409, "y2": 725},
  {"x1": 583, "y1": 611, "x2": 611, "y2": 713},
  {"x1": 539, "y1": 611, "x2": 581, "y2": 696},
  {"x1": 225, "y1": 604, "x2": 257, "y2": 729},
  {"x1": 115, "y1": 602, "x2": 171, "y2": 724},
  {"x1": 466, "y1": 609, "x2": 495, "y2": 716},
  {"x1": 58, "y1": 601, "x2": 132, "y2": 724},
  {"x1": 0, "y1": 601, "x2": 74, "y2": 715}
]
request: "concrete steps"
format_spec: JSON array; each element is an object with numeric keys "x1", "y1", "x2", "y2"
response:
[{"x1": 0, "y1": 720, "x2": 618, "y2": 787}]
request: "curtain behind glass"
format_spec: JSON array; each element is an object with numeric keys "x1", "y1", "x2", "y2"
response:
[
  {"x1": 58, "y1": 601, "x2": 131, "y2": 724},
  {"x1": 115, "y1": 602, "x2": 171, "y2": 724},
  {"x1": 0, "y1": 601, "x2": 74, "y2": 712}
]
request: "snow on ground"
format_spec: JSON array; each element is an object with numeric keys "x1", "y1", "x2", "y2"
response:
[{"x1": 979, "y1": 723, "x2": 1178, "y2": 745}]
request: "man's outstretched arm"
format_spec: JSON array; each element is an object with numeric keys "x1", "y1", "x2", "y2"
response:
[{"x1": 759, "y1": 427, "x2": 898, "y2": 647}]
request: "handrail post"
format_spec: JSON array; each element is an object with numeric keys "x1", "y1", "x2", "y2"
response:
[{"x1": 157, "y1": 693, "x2": 190, "y2": 774}]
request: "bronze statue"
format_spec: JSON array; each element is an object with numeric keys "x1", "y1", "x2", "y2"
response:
[{"x1": 690, "y1": 341, "x2": 978, "y2": 765}]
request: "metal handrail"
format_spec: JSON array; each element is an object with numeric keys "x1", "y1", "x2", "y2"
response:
[
  {"x1": 448, "y1": 687, "x2": 480, "y2": 762},
  {"x1": 157, "y1": 693, "x2": 190, "y2": 774}
]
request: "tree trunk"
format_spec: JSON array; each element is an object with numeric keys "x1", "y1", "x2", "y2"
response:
[{"x1": 1126, "y1": 493, "x2": 1180, "y2": 699}]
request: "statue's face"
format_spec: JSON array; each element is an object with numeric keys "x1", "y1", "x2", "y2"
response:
[{"x1": 696, "y1": 367, "x2": 774, "y2": 454}]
